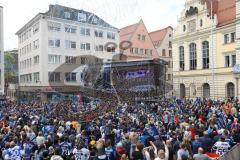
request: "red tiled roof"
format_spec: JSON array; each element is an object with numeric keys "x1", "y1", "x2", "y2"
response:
[
  {"x1": 202, "y1": 0, "x2": 236, "y2": 27},
  {"x1": 149, "y1": 26, "x2": 172, "y2": 43},
  {"x1": 120, "y1": 23, "x2": 138, "y2": 41}
]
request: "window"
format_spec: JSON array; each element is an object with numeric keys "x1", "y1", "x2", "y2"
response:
[
  {"x1": 33, "y1": 72, "x2": 40, "y2": 82},
  {"x1": 107, "y1": 32, "x2": 115, "y2": 39},
  {"x1": 34, "y1": 55, "x2": 39, "y2": 64},
  {"x1": 145, "y1": 49, "x2": 148, "y2": 55},
  {"x1": 33, "y1": 39, "x2": 39, "y2": 50},
  {"x1": 33, "y1": 22, "x2": 39, "y2": 34},
  {"x1": 65, "y1": 56, "x2": 76, "y2": 64},
  {"x1": 200, "y1": 19, "x2": 203, "y2": 27},
  {"x1": 169, "y1": 34, "x2": 172, "y2": 37},
  {"x1": 130, "y1": 48, "x2": 134, "y2": 53},
  {"x1": 80, "y1": 28, "x2": 90, "y2": 36},
  {"x1": 224, "y1": 34, "x2": 229, "y2": 44},
  {"x1": 48, "y1": 22, "x2": 61, "y2": 32},
  {"x1": 138, "y1": 34, "x2": 141, "y2": 40},
  {"x1": 65, "y1": 25, "x2": 77, "y2": 33},
  {"x1": 48, "y1": 39, "x2": 60, "y2": 48},
  {"x1": 78, "y1": 12, "x2": 86, "y2": 22},
  {"x1": 140, "y1": 49, "x2": 144, "y2": 54},
  {"x1": 183, "y1": 25, "x2": 186, "y2": 32},
  {"x1": 65, "y1": 72, "x2": 77, "y2": 82},
  {"x1": 95, "y1": 30, "x2": 103, "y2": 38},
  {"x1": 202, "y1": 41, "x2": 209, "y2": 69},
  {"x1": 231, "y1": 32, "x2": 236, "y2": 43},
  {"x1": 48, "y1": 55, "x2": 61, "y2": 64},
  {"x1": 64, "y1": 12, "x2": 71, "y2": 19},
  {"x1": 169, "y1": 41, "x2": 172, "y2": 48},
  {"x1": 135, "y1": 48, "x2": 139, "y2": 54},
  {"x1": 225, "y1": 55, "x2": 230, "y2": 67},
  {"x1": 81, "y1": 43, "x2": 91, "y2": 51},
  {"x1": 162, "y1": 49, "x2": 166, "y2": 56},
  {"x1": 48, "y1": 72, "x2": 61, "y2": 82},
  {"x1": 232, "y1": 55, "x2": 236, "y2": 67},
  {"x1": 106, "y1": 46, "x2": 116, "y2": 53},
  {"x1": 169, "y1": 50, "x2": 172, "y2": 57},
  {"x1": 65, "y1": 40, "x2": 76, "y2": 49},
  {"x1": 188, "y1": 20, "x2": 196, "y2": 32},
  {"x1": 189, "y1": 43, "x2": 197, "y2": 70},
  {"x1": 95, "y1": 45, "x2": 103, "y2": 52},
  {"x1": 142, "y1": 35, "x2": 146, "y2": 41},
  {"x1": 150, "y1": 50, "x2": 152, "y2": 55}
]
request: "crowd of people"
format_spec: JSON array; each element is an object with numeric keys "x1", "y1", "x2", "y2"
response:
[{"x1": 0, "y1": 97, "x2": 239, "y2": 160}]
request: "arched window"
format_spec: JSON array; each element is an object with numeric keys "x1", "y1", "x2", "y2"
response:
[
  {"x1": 226, "y1": 82, "x2": 235, "y2": 98},
  {"x1": 202, "y1": 41, "x2": 209, "y2": 69},
  {"x1": 189, "y1": 43, "x2": 197, "y2": 70},
  {"x1": 179, "y1": 46, "x2": 184, "y2": 71},
  {"x1": 200, "y1": 19, "x2": 203, "y2": 27}
]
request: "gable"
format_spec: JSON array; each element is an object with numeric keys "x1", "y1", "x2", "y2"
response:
[{"x1": 126, "y1": 20, "x2": 159, "y2": 58}]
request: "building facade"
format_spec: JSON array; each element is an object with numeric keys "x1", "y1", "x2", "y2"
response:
[
  {"x1": 16, "y1": 4, "x2": 119, "y2": 101},
  {"x1": 0, "y1": 6, "x2": 4, "y2": 95},
  {"x1": 150, "y1": 26, "x2": 173, "y2": 96},
  {"x1": 119, "y1": 20, "x2": 158, "y2": 60},
  {"x1": 173, "y1": 0, "x2": 236, "y2": 99}
]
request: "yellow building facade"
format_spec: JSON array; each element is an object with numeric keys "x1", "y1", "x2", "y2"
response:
[{"x1": 173, "y1": 0, "x2": 236, "y2": 99}]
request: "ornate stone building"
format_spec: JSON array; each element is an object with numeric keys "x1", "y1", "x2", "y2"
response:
[{"x1": 173, "y1": 0, "x2": 236, "y2": 99}]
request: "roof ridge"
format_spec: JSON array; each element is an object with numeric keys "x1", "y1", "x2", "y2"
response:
[{"x1": 149, "y1": 26, "x2": 172, "y2": 34}]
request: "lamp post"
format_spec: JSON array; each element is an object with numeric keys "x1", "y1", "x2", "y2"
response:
[{"x1": 210, "y1": 0, "x2": 215, "y2": 99}]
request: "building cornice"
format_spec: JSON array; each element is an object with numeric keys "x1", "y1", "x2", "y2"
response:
[{"x1": 15, "y1": 13, "x2": 43, "y2": 35}]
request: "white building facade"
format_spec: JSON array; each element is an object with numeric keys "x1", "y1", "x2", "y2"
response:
[
  {"x1": 16, "y1": 5, "x2": 119, "y2": 101},
  {"x1": 173, "y1": 0, "x2": 236, "y2": 99},
  {"x1": 0, "y1": 6, "x2": 4, "y2": 95}
]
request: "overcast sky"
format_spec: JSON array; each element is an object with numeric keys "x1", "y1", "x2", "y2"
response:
[{"x1": 1, "y1": 0, "x2": 185, "y2": 50}]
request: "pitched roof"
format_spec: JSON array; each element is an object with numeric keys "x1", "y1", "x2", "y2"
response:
[
  {"x1": 119, "y1": 23, "x2": 139, "y2": 41},
  {"x1": 149, "y1": 26, "x2": 172, "y2": 43},
  {"x1": 201, "y1": 0, "x2": 236, "y2": 27}
]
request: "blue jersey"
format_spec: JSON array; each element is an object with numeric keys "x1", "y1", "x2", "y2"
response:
[
  {"x1": 5, "y1": 146, "x2": 23, "y2": 160},
  {"x1": 23, "y1": 142, "x2": 33, "y2": 159},
  {"x1": 60, "y1": 142, "x2": 72, "y2": 156}
]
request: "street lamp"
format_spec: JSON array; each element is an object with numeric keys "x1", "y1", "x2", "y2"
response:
[{"x1": 210, "y1": 0, "x2": 215, "y2": 99}]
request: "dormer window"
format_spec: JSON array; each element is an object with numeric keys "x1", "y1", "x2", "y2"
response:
[
  {"x1": 64, "y1": 12, "x2": 71, "y2": 19},
  {"x1": 92, "y1": 16, "x2": 98, "y2": 24},
  {"x1": 78, "y1": 13, "x2": 86, "y2": 22}
]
